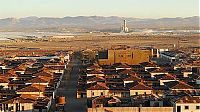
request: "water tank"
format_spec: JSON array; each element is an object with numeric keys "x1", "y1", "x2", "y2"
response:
[{"x1": 57, "y1": 96, "x2": 66, "y2": 105}]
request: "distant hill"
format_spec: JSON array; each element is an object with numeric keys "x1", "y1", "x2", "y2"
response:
[{"x1": 0, "y1": 16, "x2": 199, "y2": 31}]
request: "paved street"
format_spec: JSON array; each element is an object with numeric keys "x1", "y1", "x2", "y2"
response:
[{"x1": 56, "y1": 56, "x2": 87, "y2": 112}]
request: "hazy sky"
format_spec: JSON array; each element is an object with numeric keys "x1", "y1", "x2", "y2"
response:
[{"x1": 0, "y1": 0, "x2": 199, "y2": 19}]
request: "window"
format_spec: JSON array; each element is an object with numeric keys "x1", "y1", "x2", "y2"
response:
[
  {"x1": 92, "y1": 92, "x2": 94, "y2": 96},
  {"x1": 9, "y1": 106, "x2": 13, "y2": 111},
  {"x1": 153, "y1": 102, "x2": 160, "y2": 107},
  {"x1": 10, "y1": 106, "x2": 13, "y2": 110},
  {"x1": 0, "y1": 104, "x2": 2, "y2": 111},
  {"x1": 177, "y1": 106, "x2": 181, "y2": 112},
  {"x1": 196, "y1": 106, "x2": 200, "y2": 109},
  {"x1": 185, "y1": 106, "x2": 189, "y2": 110},
  {"x1": 22, "y1": 106, "x2": 24, "y2": 111},
  {"x1": 5, "y1": 104, "x2": 8, "y2": 110}
]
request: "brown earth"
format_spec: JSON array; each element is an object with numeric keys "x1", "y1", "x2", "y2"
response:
[{"x1": 0, "y1": 34, "x2": 199, "y2": 53}]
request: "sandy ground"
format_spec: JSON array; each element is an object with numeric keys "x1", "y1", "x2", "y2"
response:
[{"x1": 0, "y1": 34, "x2": 199, "y2": 51}]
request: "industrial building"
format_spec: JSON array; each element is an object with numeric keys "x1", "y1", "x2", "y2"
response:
[
  {"x1": 97, "y1": 46, "x2": 151, "y2": 65},
  {"x1": 121, "y1": 20, "x2": 129, "y2": 33}
]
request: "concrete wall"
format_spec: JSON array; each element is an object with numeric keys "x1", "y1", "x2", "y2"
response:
[
  {"x1": 160, "y1": 80, "x2": 176, "y2": 85},
  {"x1": 17, "y1": 92, "x2": 44, "y2": 96},
  {"x1": 150, "y1": 72, "x2": 168, "y2": 77},
  {"x1": 88, "y1": 107, "x2": 173, "y2": 112},
  {"x1": 3, "y1": 103, "x2": 34, "y2": 112},
  {"x1": 86, "y1": 73, "x2": 105, "y2": 77},
  {"x1": 87, "y1": 90, "x2": 109, "y2": 98},
  {"x1": 130, "y1": 90, "x2": 152, "y2": 96},
  {"x1": 0, "y1": 83, "x2": 8, "y2": 88}
]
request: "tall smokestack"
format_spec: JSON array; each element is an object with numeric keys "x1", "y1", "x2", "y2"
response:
[
  {"x1": 121, "y1": 19, "x2": 128, "y2": 33},
  {"x1": 124, "y1": 20, "x2": 126, "y2": 28}
]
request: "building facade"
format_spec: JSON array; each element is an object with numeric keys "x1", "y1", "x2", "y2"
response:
[{"x1": 98, "y1": 49, "x2": 151, "y2": 65}]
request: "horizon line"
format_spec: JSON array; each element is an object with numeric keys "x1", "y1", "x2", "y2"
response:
[{"x1": 0, "y1": 15, "x2": 199, "y2": 20}]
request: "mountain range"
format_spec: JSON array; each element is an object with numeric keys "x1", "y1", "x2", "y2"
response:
[{"x1": 0, "y1": 16, "x2": 199, "y2": 32}]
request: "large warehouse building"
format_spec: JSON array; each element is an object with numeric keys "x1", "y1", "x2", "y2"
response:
[{"x1": 97, "y1": 47, "x2": 151, "y2": 65}]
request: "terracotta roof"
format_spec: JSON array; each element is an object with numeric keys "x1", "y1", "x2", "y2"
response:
[
  {"x1": 0, "y1": 76, "x2": 9, "y2": 83},
  {"x1": 14, "y1": 63, "x2": 27, "y2": 71},
  {"x1": 44, "y1": 62, "x2": 65, "y2": 66},
  {"x1": 181, "y1": 68, "x2": 192, "y2": 72},
  {"x1": 123, "y1": 75, "x2": 141, "y2": 81},
  {"x1": 33, "y1": 71, "x2": 53, "y2": 77},
  {"x1": 87, "y1": 64, "x2": 102, "y2": 70},
  {"x1": 171, "y1": 81, "x2": 193, "y2": 89},
  {"x1": 130, "y1": 82, "x2": 152, "y2": 90},
  {"x1": 118, "y1": 69, "x2": 136, "y2": 75},
  {"x1": 87, "y1": 70, "x2": 104, "y2": 74},
  {"x1": 17, "y1": 84, "x2": 46, "y2": 92},
  {"x1": 33, "y1": 96, "x2": 51, "y2": 107},
  {"x1": 140, "y1": 62, "x2": 158, "y2": 67},
  {"x1": 164, "y1": 81, "x2": 193, "y2": 90},
  {"x1": 176, "y1": 96, "x2": 200, "y2": 103},
  {"x1": 160, "y1": 74, "x2": 175, "y2": 80},
  {"x1": 149, "y1": 68, "x2": 167, "y2": 73},
  {"x1": 46, "y1": 66, "x2": 65, "y2": 70},
  {"x1": 108, "y1": 97, "x2": 121, "y2": 104},
  {"x1": 115, "y1": 63, "x2": 131, "y2": 69},
  {"x1": 1, "y1": 96, "x2": 35, "y2": 104},
  {"x1": 20, "y1": 94, "x2": 39, "y2": 100},
  {"x1": 87, "y1": 76, "x2": 105, "y2": 82},
  {"x1": 3, "y1": 69, "x2": 18, "y2": 77},
  {"x1": 87, "y1": 82, "x2": 109, "y2": 90},
  {"x1": 26, "y1": 76, "x2": 52, "y2": 83}
]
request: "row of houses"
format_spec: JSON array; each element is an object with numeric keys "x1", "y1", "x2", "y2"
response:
[
  {"x1": 77, "y1": 60, "x2": 200, "y2": 112},
  {"x1": 0, "y1": 52, "x2": 70, "y2": 112}
]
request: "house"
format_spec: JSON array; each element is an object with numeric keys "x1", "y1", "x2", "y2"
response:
[
  {"x1": 160, "y1": 51, "x2": 180, "y2": 62},
  {"x1": 114, "y1": 63, "x2": 132, "y2": 71},
  {"x1": 17, "y1": 84, "x2": 46, "y2": 96},
  {"x1": 8, "y1": 80, "x2": 26, "y2": 90},
  {"x1": 148, "y1": 68, "x2": 168, "y2": 77},
  {"x1": 13, "y1": 63, "x2": 27, "y2": 74},
  {"x1": 181, "y1": 69, "x2": 193, "y2": 77},
  {"x1": 128, "y1": 82, "x2": 152, "y2": 96},
  {"x1": 164, "y1": 81, "x2": 194, "y2": 91},
  {"x1": 33, "y1": 71, "x2": 53, "y2": 77},
  {"x1": 118, "y1": 69, "x2": 136, "y2": 76},
  {"x1": 87, "y1": 64, "x2": 102, "y2": 71},
  {"x1": 0, "y1": 76, "x2": 9, "y2": 88},
  {"x1": 26, "y1": 76, "x2": 52, "y2": 85},
  {"x1": 87, "y1": 82, "x2": 109, "y2": 98},
  {"x1": 108, "y1": 85, "x2": 129, "y2": 97},
  {"x1": 0, "y1": 95, "x2": 35, "y2": 112},
  {"x1": 3, "y1": 69, "x2": 18, "y2": 80},
  {"x1": 159, "y1": 74, "x2": 176, "y2": 85},
  {"x1": 86, "y1": 70, "x2": 104, "y2": 77},
  {"x1": 87, "y1": 76, "x2": 105, "y2": 84},
  {"x1": 140, "y1": 62, "x2": 159, "y2": 71},
  {"x1": 123, "y1": 75, "x2": 141, "y2": 86},
  {"x1": 174, "y1": 96, "x2": 200, "y2": 112}
]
